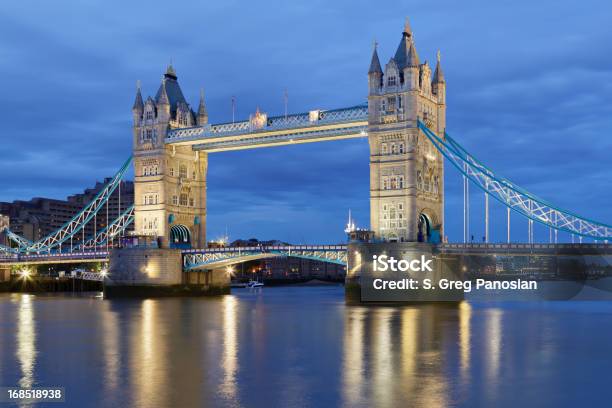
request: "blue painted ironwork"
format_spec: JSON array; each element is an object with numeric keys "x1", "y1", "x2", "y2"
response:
[
  {"x1": 78, "y1": 205, "x2": 135, "y2": 250},
  {"x1": 182, "y1": 245, "x2": 348, "y2": 270},
  {"x1": 0, "y1": 244, "x2": 18, "y2": 256},
  {"x1": 417, "y1": 120, "x2": 612, "y2": 240},
  {"x1": 165, "y1": 104, "x2": 368, "y2": 145},
  {"x1": 5, "y1": 157, "x2": 133, "y2": 254},
  {"x1": 3, "y1": 229, "x2": 33, "y2": 249}
]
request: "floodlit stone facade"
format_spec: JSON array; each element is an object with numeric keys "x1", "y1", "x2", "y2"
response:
[
  {"x1": 367, "y1": 19, "x2": 446, "y2": 242},
  {"x1": 132, "y1": 67, "x2": 208, "y2": 248}
]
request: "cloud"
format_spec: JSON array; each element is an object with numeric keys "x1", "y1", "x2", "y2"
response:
[{"x1": 0, "y1": 0, "x2": 610, "y2": 243}]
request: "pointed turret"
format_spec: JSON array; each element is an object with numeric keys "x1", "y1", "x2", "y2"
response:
[
  {"x1": 406, "y1": 41, "x2": 420, "y2": 68},
  {"x1": 432, "y1": 50, "x2": 445, "y2": 83},
  {"x1": 132, "y1": 80, "x2": 144, "y2": 112},
  {"x1": 157, "y1": 80, "x2": 170, "y2": 106},
  {"x1": 197, "y1": 88, "x2": 208, "y2": 126},
  {"x1": 368, "y1": 43, "x2": 383, "y2": 74},
  {"x1": 155, "y1": 78, "x2": 171, "y2": 123},
  {"x1": 432, "y1": 51, "x2": 446, "y2": 104},
  {"x1": 394, "y1": 17, "x2": 419, "y2": 70},
  {"x1": 132, "y1": 81, "x2": 144, "y2": 125},
  {"x1": 368, "y1": 41, "x2": 384, "y2": 93}
]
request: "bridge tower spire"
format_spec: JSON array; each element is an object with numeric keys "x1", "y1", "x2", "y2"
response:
[
  {"x1": 367, "y1": 19, "x2": 446, "y2": 243},
  {"x1": 197, "y1": 88, "x2": 208, "y2": 126},
  {"x1": 132, "y1": 80, "x2": 144, "y2": 123}
]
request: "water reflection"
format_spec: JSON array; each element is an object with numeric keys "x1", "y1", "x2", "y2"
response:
[
  {"x1": 101, "y1": 303, "x2": 120, "y2": 395},
  {"x1": 372, "y1": 308, "x2": 393, "y2": 408},
  {"x1": 221, "y1": 296, "x2": 239, "y2": 405},
  {"x1": 343, "y1": 308, "x2": 366, "y2": 406},
  {"x1": 132, "y1": 299, "x2": 168, "y2": 408},
  {"x1": 486, "y1": 309, "x2": 502, "y2": 382},
  {"x1": 343, "y1": 305, "x2": 461, "y2": 407},
  {"x1": 2, "y1": 288, "x2": 610, "y2": 407},
  {"x1": 484, "y1": 308, "x2": 503, "y2": 404},
  {"x1": 16, "y1": 294, "x2": 36, "y2": 390},
  {"x1": 459, "y1": 302, "x2": 471, "y2": 382}
]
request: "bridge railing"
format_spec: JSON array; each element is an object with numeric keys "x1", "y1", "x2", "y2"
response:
[
  {"x1": 440, "y1": 243, "x2": 610, "y2": 250},
  {"x1": 166, "y1": 105, "x2": 368, "y2": 143},
  {"x1": 183, "y1": 245, "x2": 348, "y2": 254}
]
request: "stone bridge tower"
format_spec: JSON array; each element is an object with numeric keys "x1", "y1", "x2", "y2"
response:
[
  {"x1": 132, "y1": 66, "x2": 208, "y2": 248},
  {"x1": 368, "y1": 20, "x2": 446, "y2": 243}
]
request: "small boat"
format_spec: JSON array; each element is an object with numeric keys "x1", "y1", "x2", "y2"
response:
[
  {"x1": 247, "y1": 279, "x2": 264, "y2": 288},
  {"x1": 230, "y1": 282, "x2": 248, "y2": 288}
]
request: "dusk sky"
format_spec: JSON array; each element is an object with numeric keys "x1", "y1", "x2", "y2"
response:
[{"x1": 1, "y1": 0, "x2": 611, "y2": 244}]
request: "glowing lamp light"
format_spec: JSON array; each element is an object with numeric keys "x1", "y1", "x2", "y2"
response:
[
  {"x1": 226, "y1": 266, "x2": 236, "y2": 276},
  {"x1": 19, "y1": 269, "x2": 31, "y2": 279}
]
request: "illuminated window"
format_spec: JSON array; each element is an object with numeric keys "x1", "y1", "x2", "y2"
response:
[
  {"x1": 179, "y1": 164, "x2": 187, "y2": 179},
  {"x1": 390, "y1": 176, "x2": 397, "y2": 189},
  {"x1": 179, "y1": 193, "x2": 188, "y2": 206}
]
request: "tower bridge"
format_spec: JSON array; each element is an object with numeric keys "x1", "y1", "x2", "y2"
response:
[{"x1": 0, "y1": 19, "x2": 610, "y2": 297}]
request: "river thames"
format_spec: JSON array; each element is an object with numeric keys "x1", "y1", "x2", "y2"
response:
[{"x1": 1, "y1": 286, "x2": 612, "y2": 407}]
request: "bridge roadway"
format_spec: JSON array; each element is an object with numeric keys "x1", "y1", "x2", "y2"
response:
[
  {"x1": 182, "y1": 245, "x2": 348, "y2": 270},
  {"x1": 0, "y1": 251, "x2": 109, "y2": 266},
  {"x1": 164, "y1": 105, "x2": 368, "y2": 152},
  {"x1": 1, "y1": 243, "x2": 609, "y2": 269}
]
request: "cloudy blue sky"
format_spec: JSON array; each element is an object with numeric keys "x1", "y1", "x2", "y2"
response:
[{"x1": 0, "y1": 0, "x2": 611, "y2": 244}]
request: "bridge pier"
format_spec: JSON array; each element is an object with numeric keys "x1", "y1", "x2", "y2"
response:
[
  {"x1": 106, "y1": 247, "x2": 229, "y2": 298},
  {"x1": 345, "y1": 242, "x2": 464, "y2": 304},
  {"x1": 0, "y1": 265, "x2": 10, "y2": 282}
]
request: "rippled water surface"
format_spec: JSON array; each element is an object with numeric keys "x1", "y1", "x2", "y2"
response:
[{"x1": 1, "y1": 286, "x2": 612, "y2": 407}]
